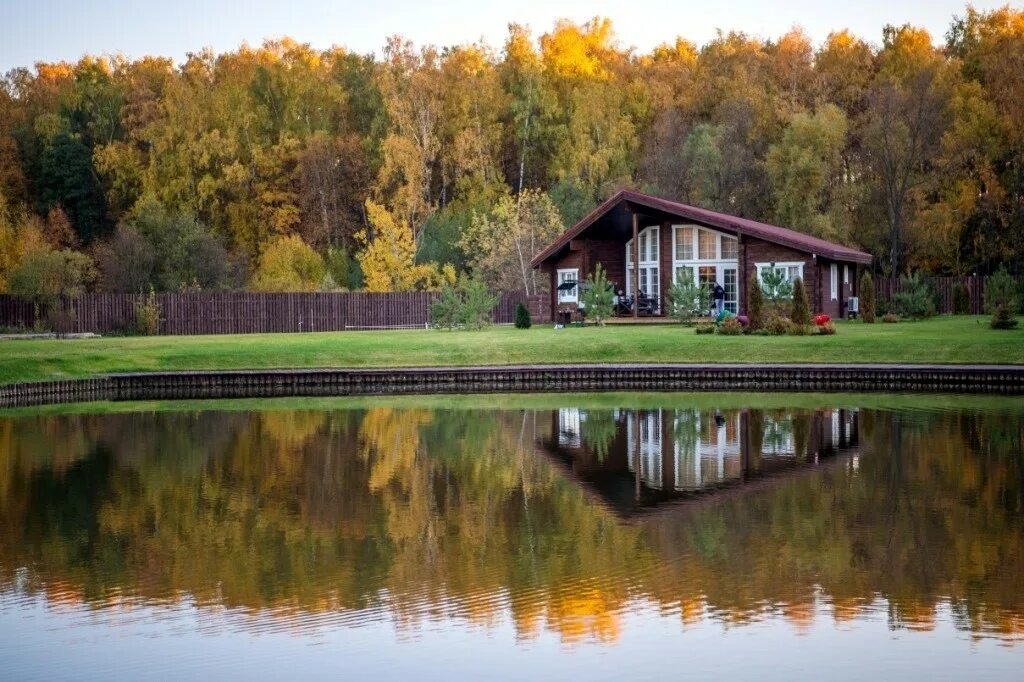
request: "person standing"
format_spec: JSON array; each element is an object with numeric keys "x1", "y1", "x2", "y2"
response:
[{"x1": 713, "y1": 282, "x2": 725, "y2": 317}]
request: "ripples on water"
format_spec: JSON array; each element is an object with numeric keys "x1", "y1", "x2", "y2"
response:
[{"x1": 0, "y1": 394, "x2": 1021, "y2": 679}]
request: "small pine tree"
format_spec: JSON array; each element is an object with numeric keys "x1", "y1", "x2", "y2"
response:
[
  {"x1": 790, "y1": 277, "x2": 810, "y2": 327},
  {"x1": 514, "y1": 302, "x2": 532, "y2": 329},
  {"x1": 984, "y1": 266, "x2": 1018, "y2": 314},
  {"x1": 459, "y1": 277, "x2": 498, "y2": 330},
  {"x1": 430, "y1": 282, "x2": 463, "y2": 330},
  {"x1": 893, "y1": 272, "x2": 936, "y2": 319},
  {"x1": 860, "y1": 271, "x2": 875, "y2": 323},
  {"x1": 990, "y1": 303, "x2": 1019, "y2": 330},
  {"x1": 747, "y1": 275, "x2": 765, "y2": 331},
  {"x1": 668, "y1": 272, "x2": 709, "y2": 325},
  {"x1": 580, "y1": 263, "x2": 615, "y2": 325}
]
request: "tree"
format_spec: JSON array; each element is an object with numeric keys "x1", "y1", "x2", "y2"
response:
[
  {"x1": 760, "y1": 268, "x2": 794, "y2": 303},
  {"x1": 460, "y1": 190, "x2": 564, "y2": 295},
  {"x1": 746, "y1": 275, "x2": 765, "y2": 330},
  {"x1": 892, "y1": 271, "x2": 936, "y2": 319},
  {"x1": 667, "y1": 272, "x2": 709, "y2": 325},
  {"x1": 357, "y1": 200, "x2": 453, "y2": 292},
  {"x1": 94, "y1": 225, "x2": 155, "y2": 293},
  {"x1": 790, "y1": 277, "x2": 811, "y2": 326},
  {"x1": 861, "y1": 26, "x2": 953, "y2": 274},
  {"x1": 766, "y1": 106, "x2": 848, "y2": 238},
  {"x1": 860, "y1": 271, "x2": 876, "y2": 323},
  {"x1": 458, "y1": 277, "x2": 498, "y2": 330},
  {"x1": 579, "y1": 263, "x2": 614, "y2": 325},
  {"x1": 984, "y1": 266, "x2": 1017, "y2": 314},
  {"x1": 429, "y1": 282, "x2": 462, "y2": 330},
  {"x1": 250, "y1": 234, "x2": 326, "y2": 292},
  {"x1": 514, "y1": 302, "x2": 532, "y2": 329}
]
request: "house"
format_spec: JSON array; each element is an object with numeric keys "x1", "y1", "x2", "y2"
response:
[{"x1": 531, "y1": 189, "x2": 873, "y2": 321}]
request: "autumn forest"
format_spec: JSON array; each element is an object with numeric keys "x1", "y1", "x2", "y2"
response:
[{"x1": 1, "y1": 6, "x2": 1022, "y2": 297}]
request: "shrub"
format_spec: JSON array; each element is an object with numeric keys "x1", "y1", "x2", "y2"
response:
[
  {"x1": 514, "y1": 302, "x2": 532, "y2": 329},
  {"x1": 668, "y1": 272, "x2": 709, "y2": 325},
  {"x1": 736, "y1": 315, "x2": 749, "y2": 328},
  {"x1": 790, "y1": 277, "x2": 811, "y2": 327},
  {"x1": 717, "y1": 316, "x2": 744, "y2": 335},
  {"x1": 817, "y1": 321, "x2": 837, "y2": 335},
  {"x1": 765, "y1": 313, "x2": 789, "y2": 336},
  {"x1": 814, "y1": 313, "x2": 831, "y2": 326},
  {"x1": 695, "y1": 322, "x2": 716, "y2": 335},
  {"x1": 580, "y1": 263, "x2": 614, "y2": 325},
  {"x1": 251, "y1": 234, "x2": 326, "y2": 292},
  {"x1": 133, "y1": 287, "x2": 162, "y2": 336},
  {"x1": 860, "y1": 271, "x2": 876, "y2": 323},
  {"x1": 746, "y1": 276, "x2": 765, "y2": 331},
  {"x1": 984, "y1": 266, "x2": 1018, "y2": 314},
  {"x1": 787, "y1": 321, "x2": 810, "y2": 335},
  {"x1": 952, "y1": 282, "x2": 970, "y2": 315},
  {"x1": 430, "y1": 283, "x2": 463, "y2": 330},
  {"x1": 892, "y1": 272, "x2": 936, "y2": 319},
  {"x1": 459, "y1": 278, "x2": 498, "y2": 330},
  {"x1": 990, "y1": 304, "x2": 1019, "y2": 330},
  {"x1": 760, "y1": 267, "x2": 793, "y2": 303},
  {"x1": 882, "y1": 313, "x2": 899, "y2": 323}
]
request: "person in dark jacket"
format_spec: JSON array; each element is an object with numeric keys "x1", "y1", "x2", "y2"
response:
[{"x1": 713, "y1": 282, "x2": 725, "y2": 317}]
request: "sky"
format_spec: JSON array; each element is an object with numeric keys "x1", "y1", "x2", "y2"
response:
[{"x1": 0, "y1": 0, "x2": 1012, "y2": 71}]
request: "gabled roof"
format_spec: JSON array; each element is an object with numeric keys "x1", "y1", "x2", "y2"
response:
[{"x1": 531, "y1": 189, "x2": 873, "y2": 266}]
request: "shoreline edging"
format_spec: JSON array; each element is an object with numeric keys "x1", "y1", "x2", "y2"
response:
[{"x1": 1, "y1": 364, "x2": 1023, "y2": 408}]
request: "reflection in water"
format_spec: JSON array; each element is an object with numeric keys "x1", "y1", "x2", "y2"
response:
[
  {"x1": 546, "y1": 407, "x2": 858, "y2": 517},
  {"x1": 0, "y1": 397, "x2": 1022, "y2": 677}
]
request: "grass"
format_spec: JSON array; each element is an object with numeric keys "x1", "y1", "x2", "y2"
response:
[{"x1": 0, "y1": 315, "x2": 1019, "y2": 386}]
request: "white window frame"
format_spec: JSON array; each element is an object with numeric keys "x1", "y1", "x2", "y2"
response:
[
  {"x1": 755, "y1": 262, "x2": 805, "y2": 297},
  {"x1": 557, "y1": 268, "x2": 579, "y2": 304},
  {"x1": 625, "y1": 226, "x2": 660, "y2": 311},
  {"x1": 671, "y1": 225, "x2": 737, "y2": 305},
  {"x1": 830, "y1": 263, "x2": 838, "y2": 300},
  {"x1": 843, "y1": 265, "x2": 849, "y2": 286}
]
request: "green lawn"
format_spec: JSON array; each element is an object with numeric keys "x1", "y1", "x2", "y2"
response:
[{"x1": 0, "y1": 315, "x2": 1020, "y2": 386}]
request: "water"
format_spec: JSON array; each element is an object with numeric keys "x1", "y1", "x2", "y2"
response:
[{"x1": 0, "y1": 393, "x2": 1021, "y2": 680}]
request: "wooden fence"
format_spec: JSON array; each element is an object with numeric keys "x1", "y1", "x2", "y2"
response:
[
  {"x1": 874, "y1": 275, "x2": 1010, "y2": 315},
  {"x1": 0, "y1": 291, "x2": 550, "y2": 336}
]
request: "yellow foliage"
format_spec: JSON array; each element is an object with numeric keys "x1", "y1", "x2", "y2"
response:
[
  {"x1": 250, "y1": 234, "x2": 326, "y2": 292},
  {"x1": 356, "y1": 200, "x2": 454, "y2": 292},
  {"x1": 540, "y1": 17, "x2": 616, "y2": 80}
]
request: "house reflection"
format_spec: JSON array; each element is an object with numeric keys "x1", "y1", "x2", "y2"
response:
[{"x1": 545, "y1": 406, "x2": 858, "y2": 520}]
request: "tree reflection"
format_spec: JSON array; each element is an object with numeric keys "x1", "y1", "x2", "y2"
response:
[{"x1": 0, "y1": 400, "x2": 1021, "y2": 644}]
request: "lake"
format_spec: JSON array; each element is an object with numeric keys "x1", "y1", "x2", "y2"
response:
[{"x1": 0, "y1": 393, "x2": 1022, "y2": 680}]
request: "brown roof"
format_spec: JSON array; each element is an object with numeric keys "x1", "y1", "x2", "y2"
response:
[{"x1": 531, "y1": 189, "x2": 873, "y2": 266}]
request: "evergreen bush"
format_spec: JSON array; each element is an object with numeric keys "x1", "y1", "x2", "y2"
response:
[
  {"x1": 514, "y1": 302, "x2": 532, "y2": 329},
  {"x1": 790, "y1": 277, "x2": 810, "y2": 327},
  {"x1": 893, "y1": 272, "x2": 936, "y2": 319},
  {"x1": 860, "y1": 271, "x2": 875, "y2": 323},
  {"x1": 746, "y1": 276, "x2": 765, "y2": 331}
]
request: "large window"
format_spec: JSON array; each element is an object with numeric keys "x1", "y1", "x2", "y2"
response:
[
  {"x1": 626, "y1": 226, "x2": 660, "y2": 312},
  {"x1": 674, "y1": 226, "x2": 693, "y2": 260},
  {"x1": 755, "y1": 262, "x2": 804, "y2": 294},
  {"x1": 557, "y1": 268, "x2": 579, "y2": 303},
  {"x1": 670, "y1": 226, "x2": 740, "y2": 312},
  {"x1": 721, "y1": 236, "x2": 738, "y2": 259},
  {"x1": 698, "y1": 230, "x2": 718, "y2": 259}
]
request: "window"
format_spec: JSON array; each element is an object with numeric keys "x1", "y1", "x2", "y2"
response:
[
  {"x1": 557, "y1": 268, "x2": 579, "y2": 303},
  {"x1": 674, "y1": 226, "x2": 693, "y2": 260},
  {"x1": 755, "y1": 262, "x2": 804, "y2": 291},
  {"x1": 720, "y1": 236, "x2": 738, "y2": 259},
  {"x1": 723, "y1": 267, "x2": 738, "y2": 313},
  {"x1": 843, "y1": 265, "x2": 849, "y2": 285},
  {"x1": 673, "y1": 265, "x2": 694, "y2": 286},
  {"x1": 830, "y1": 263, "x2": 838, "y2": 300},
  {"x1": 698, "y1": 266, "x2": 717, "y2": 289},
  {"x1": 698, "y1": 230, "x2": 717, "y2": 259}
]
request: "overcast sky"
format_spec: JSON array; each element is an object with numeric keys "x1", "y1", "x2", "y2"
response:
[{"x1": 0, "y1": 0, "x2": 1009, "y2": 72}]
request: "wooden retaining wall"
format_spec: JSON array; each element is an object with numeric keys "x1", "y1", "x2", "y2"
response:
[
  {"x1": 1, "y1": 364, "x2": 1022, "y2": 408},
  {"x1": 0, "y1": 291, "x2": 551, "y2": 335}
]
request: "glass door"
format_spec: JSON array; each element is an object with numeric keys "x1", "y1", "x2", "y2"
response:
[{"x1": 723, "y1": 266, "x2": 738, "y2": 313}]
